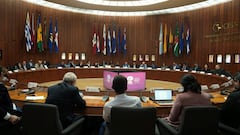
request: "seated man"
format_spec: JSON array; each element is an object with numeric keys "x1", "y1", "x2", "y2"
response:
[
  {"x1": 22, "y1": 61, "x2": 28, "y2": 71},
  {"x1": 202, "y1": 64, "x2": 211, "y2": 73},
  {"x1": 27, "y1": 59, "x2": 34, "y2": 69},
  {"x1": 45, "y1": 72, "x2": 86, "y2": 128},
  {"x1": 191, "y1": 63, "x2": 201, "y2": 71},
  {"x1": 139, "y1": 61, "x2": 147, "y2": 69},
  {"x1": 213, "y1": 64, "x2": 231, "y2": 77},
  {"x1": 132, "y1": 62, "x2": 138, "y2": 69},
  {"x1": 181, "y1": 63, "x2": 189, "y2": 71},
  {"x1": 172, "y1": 62, "x2": 180, "y2": 70},
  {"x1": 220, "y1": 73, "x2": 240, "y2": 129},
  {"x1": 68, "y1": 61, "x2": 76, "y2": 68},
  {"x1": 0, "y1": 67, "x2": 22, "y2": 134},
  {"x1": 100, "y1": 75, "x2": 142, "y2": 134},
  {"x1": 59, "y1": 61, "x2": 66, "y2": 68},
  {"x1": 122, "y1": 61, "x2": 130, "y2": 68},
  {"x1": 161, "y1": 63, "x2": 168, "y2": 70},
  {"x1": 151, "y1": 63, "x2": 157, "y2": 69}
]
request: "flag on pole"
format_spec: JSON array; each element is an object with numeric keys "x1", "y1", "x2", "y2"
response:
[
  {"x1": 173, "y1": 23, "x2": 179, "y2": 57},
  {"x1": 54, "y1": 20, "x2": 59, "y2": 53},
  {"x1": 122, "y1": 27, "x2": 127, "y2": 56},
  {"x1": 179, "y1": 24, "x2": 184, "y2": 54},
  {"x1": 25, "y1": 11, "x2": 32, "y2": 52},
  {"x1": 163, "y1": 24, "x2": 167, "y2": 54},
  {"x1": 48, "y1": 19, "x2": 53, "y2": 53},
  {"x1": 102, "y1": 24, "x2": 107, "y2": 55},
  {"x1": 31, "y1": 13, "x2": 36, "y2": 51},
  {"x1": 92, "y1": 25, "x2": 97, "y2": 55},
  {"x1": 117, "y1": 27, "x2": 121, "y2": 53},
  {"x1": 43, "y1": 17, "x2": 47, "y2": 50},
  {"x1": 96, "y1": 29, "x2": 100, "y2": 53},
  {"x1": 186, "y1": 27, "x2": 190, "y2": 54},
  {"x1": 107, "y1": 27, "x2": 112, "y2": 55},
  {"x1": 37, "y1": 14, "x2": 43, "y2": 52},
  {"x1": 168, "y1": 26, "x2": 173, "y2": 52},
  {"x1": 112, "y1": 27, "x2": 117, "y2": 54},
  {"x1": 159, "y1": 24, "x2": 163, "y2": 55}
]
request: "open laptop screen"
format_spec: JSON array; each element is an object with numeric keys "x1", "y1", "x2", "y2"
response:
[{"x1": 154, "y1": 89, "x2": 173, "y2": 101}]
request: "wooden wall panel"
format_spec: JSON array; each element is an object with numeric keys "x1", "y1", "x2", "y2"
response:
[{"x1": 0, "y1": 0, "x2": 239, "y2": 74}]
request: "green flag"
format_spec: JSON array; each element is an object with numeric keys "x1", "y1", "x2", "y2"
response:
[{"x1": 173, "y1": 23, "x2": 179, "y2": 57}]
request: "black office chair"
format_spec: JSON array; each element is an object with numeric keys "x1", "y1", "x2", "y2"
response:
[
  {"x1": 22, "y1": 103, "x2": 85, "y2": 135},
  {"x1": 157, "y1": 106, "x2": 220, "y2": 135},
  {"x1": 219, "y1": 122, "x2": 240, "y2": 135},
  {"x1": 105, "y1": 107, "x2": 158, "y2": 135}
]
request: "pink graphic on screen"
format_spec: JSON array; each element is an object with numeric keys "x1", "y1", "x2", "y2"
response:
[
  {"x1": 119, "y1": 72, "x2": 146, "y2": 91},
  {"x1": 103, "y1": 71, "x2": 118, "y2": 90}
]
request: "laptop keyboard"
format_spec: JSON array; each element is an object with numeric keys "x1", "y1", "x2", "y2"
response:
[{"x1": 155, "y1": 101, "x2": 174, "y2": 105}]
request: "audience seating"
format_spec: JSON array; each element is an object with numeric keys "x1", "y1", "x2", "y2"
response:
[
  {"x1": 22, "y1": 103, "x2": 85, "y2": 135},
  {"x1": 219, "y1": 122, "x2": 240, "y2": 135},
  {"x1": 104, "y1": 107, "x2": 159, "y2": 135},
  {"x1": 157, "y1": 106, "x2": 220, "y2": 135}
]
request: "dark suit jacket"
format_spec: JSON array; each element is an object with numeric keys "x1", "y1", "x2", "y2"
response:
[
  {"x1": 0, "y1": 83, "x2": 14, "y2": 121},
  {"x1": 45, "y1": 82, "x2": 86, "y2": 128},
  {"x1": 220, "y1": 89, "x2": 240, "y2": 128},
  {"x1": 0, "y1": 82, "x2": 22, "y2": 130}
]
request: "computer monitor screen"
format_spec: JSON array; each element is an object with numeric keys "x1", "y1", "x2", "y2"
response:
[
  {"x1": 154, "y1": 89, "x2": 173, "y2": 101},
  {"x1": 119, "y1": 72, "x2": 146, "y2": 91},
  {"x1": 103, "y1": 71, "x2": 118, "y2": 90}
]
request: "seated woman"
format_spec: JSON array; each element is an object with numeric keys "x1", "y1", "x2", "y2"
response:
[{"x1": 164, "y1": 74, "x2": 212, "y2": 127}]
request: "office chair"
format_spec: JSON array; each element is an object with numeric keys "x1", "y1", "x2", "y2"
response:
[
  {"x1": 105, "y1": 107, "x2": 158, "y2": 135},
  {"x1": 219, "y1": 122, "x2": 240, "y2": 135},
  {"x1": 22, "y1": 103, "x2": 85, "y2": 135},
  {"x1": 157, "y1": 106, "x2": 220, "y2": 135}
]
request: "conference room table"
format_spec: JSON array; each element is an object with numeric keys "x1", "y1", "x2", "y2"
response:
[
  {"x1": 8, "y1": 68, "x2": 229, "y2": 87},
  {"x1": 7, "y1": 68, "x2": 230, "y2": 117}
]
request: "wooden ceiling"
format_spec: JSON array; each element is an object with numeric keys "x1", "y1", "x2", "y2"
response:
[{"x1": 46, "y1": 0, "x2": 206, "y2": 12}]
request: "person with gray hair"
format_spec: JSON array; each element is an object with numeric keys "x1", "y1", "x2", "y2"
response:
[
  {"x1": 46, "y1": 72, "x2": 86, "y2": 128},
  {"x1": 63, "y1": 72, "x2": 77, "y2": 84}
]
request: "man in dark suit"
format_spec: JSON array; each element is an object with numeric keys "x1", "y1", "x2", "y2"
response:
[
  {"x1": 0, "y1": 67, "x2": 22, "y2": 134},
  {"x1": 46, "y1": 72, "x2": 86, "y2": 128},
  {"x1": 213, "y1": 64, "x2": 231, "y2": 77},
  {"x1": 220, "y1": 72, "x2": 240, "y2": 128}
]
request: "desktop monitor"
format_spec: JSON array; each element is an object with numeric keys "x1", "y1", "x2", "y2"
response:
[
  {"x1": 119, "y1": 72, "x2": 146, "y2": 91},
  {"x1": 103, "y1": 71, "x2": 118, "y2": 90}
]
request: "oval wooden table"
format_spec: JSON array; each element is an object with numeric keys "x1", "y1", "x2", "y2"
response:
[{"x1": 7, "y1": 68, "x2": 230, "y2": 117}]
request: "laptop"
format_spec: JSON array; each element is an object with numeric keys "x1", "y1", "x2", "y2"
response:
[{"x1": 150, "y1": 89, "x2": 174, "y2": 105}]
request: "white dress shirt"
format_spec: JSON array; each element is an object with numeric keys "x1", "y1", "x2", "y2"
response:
[{"x1": 103, "y1": 93, "x2": 142, "y2": 123}]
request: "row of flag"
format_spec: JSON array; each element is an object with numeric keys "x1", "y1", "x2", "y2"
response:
[
  {"x1": 25, "y1": 11, "x2": 59, "y2": 53},
  {"x1": 92, "y1": 24, "x2": 127, "y2": 56},
  {"x1": 158, "y1": 23, "x2": 191, "y2": 57}
]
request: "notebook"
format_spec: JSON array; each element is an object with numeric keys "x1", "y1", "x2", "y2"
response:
[{"x1": 151, "y1": 89, "x2": 173, "y2": 105}]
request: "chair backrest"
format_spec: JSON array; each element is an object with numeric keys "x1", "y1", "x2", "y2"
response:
[
  {"x1": 22, "y1": 103, "x2": 63, "y2": 135},
  {"x1": 110, "y1": 107, "x2": 156, "y2": 135},
  {"x1": 178, "y1": 106, "x2": 219, "y2": 135}
]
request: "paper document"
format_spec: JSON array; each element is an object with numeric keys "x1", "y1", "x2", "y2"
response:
[{"x1": 26, "y1": 96, "x2": 45, "y2": 100}]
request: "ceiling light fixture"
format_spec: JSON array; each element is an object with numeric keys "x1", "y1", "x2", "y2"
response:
[
  {"x1": 23, "y1": 0, "x2": 232, "y2": 16},
  {"x1": 75, "y1": 0, "x2": 168, "y2": 7}
]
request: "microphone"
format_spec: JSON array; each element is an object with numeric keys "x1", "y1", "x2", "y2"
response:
[
  {"x1": 220, "y1": 79, "x2": 233, "y2": 88},
  {"x1": 139, "y1": 88, "x2": 148, "y2": 103},
  {"x1": 102, "y1": 90, "x2": 110, "y2": 102},
  {"x1": 9, "y1": 79, "x2": 18, "y2": 90}
]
